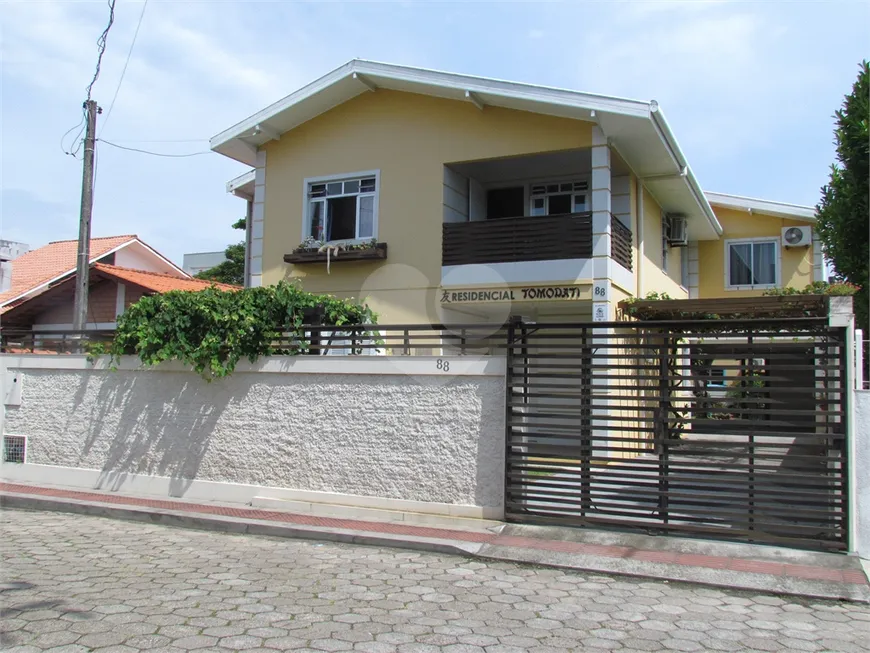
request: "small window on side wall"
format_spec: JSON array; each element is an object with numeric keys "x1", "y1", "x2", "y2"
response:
[
  {"x1": 305, "y1": 173, "x2": 378, "y2": 242},
  {"x1": 726, "y1": 239, "x2": 778, "y2": 289}
]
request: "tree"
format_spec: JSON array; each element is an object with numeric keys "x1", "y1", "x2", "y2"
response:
[
  {"x1": 196, "y1": 217, "x2": 246, "y2": 286},
  {"x1": 815, "y1": 61, "x2": 869, "y2": 332}
]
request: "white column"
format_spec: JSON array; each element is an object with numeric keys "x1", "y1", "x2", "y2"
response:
[
  {"x1": 590, "y1": 127, "x2": 614, "y2": 457},
  {"x1": 812, "y1": 232, "x2": 825, "y2": 283},
  {"x1": 855, "y1": 390, "x2": 870, "y2": 558},
  {"x1": 249, "y1": 150, "x2": 267, "y2": 288},
  {"x1": 687, "y1": 242, "x2": 700, "y2": 299}
]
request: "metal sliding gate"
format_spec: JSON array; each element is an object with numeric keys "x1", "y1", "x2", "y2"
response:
[{"x1": 504, "y1": 318, "x2": 850, "y2": 551}]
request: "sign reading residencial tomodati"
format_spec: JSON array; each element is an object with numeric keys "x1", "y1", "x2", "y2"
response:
[{"x1": 440, "y1": 285, "x2": 589, "y2": 304}]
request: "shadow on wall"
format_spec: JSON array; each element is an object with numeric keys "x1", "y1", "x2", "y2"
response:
[
  {"x1": 474, "y1": 378, "x2": 506, "y2": 510},
  {"x1": 74, "y1": 371, "x2": 240, "y2": 498}
]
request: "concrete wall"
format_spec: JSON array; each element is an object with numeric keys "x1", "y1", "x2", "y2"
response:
[
  {"x1": 0, "y1": 355, "x2": 506, "y2": 518},
  {"x1": 855, "y1": 389, "x2": 870, "y2": 559}
]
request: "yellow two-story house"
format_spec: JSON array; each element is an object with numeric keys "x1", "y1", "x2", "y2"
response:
[{"x1": 212, "y1": 60, "x2": 822, "y2": 325}]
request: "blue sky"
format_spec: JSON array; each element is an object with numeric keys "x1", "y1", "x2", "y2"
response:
[{"x1": 1, "y1": 0, "x2": 867, "y2": 267}]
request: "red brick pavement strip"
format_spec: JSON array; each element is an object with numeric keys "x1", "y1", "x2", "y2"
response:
[{"x1": 2, "y1": 482, "x2": 866, "y2": 586}]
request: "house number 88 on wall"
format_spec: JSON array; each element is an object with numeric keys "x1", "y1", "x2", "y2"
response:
[
  {"x1": 594, "y1": 284, "x2": 608, "y2": 299},
  {"x1": 436, "y1": 359, "x2": 450, "y2": 372}
]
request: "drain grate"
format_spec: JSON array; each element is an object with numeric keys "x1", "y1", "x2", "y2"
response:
[{"x1": 3, "y1": 435, "x2": 26, "y2": 464}]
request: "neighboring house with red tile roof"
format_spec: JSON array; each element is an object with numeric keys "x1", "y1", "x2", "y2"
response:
[{"x1": 0, "y1": 236, "x2": 238, "y2": 331}]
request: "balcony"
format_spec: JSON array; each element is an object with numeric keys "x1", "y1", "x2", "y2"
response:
[{"x1": 442, "y1": 213, "x2": 632, "y2": 270}]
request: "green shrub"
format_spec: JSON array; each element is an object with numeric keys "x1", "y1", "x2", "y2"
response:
[{"x1": 93, "y1": 282, "x2": 376, "y2": 379}]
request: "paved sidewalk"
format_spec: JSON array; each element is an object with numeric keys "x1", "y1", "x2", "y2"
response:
[{"x1": 2, "y1": 481, "x2": 868, "y2": 603}]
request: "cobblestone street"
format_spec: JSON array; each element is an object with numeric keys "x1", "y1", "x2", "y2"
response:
[{"x1": 1, "y1": 510, "x2": 869, "y2": 652}]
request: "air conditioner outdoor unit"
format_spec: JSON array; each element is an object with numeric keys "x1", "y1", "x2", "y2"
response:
[
  {"x1": 667, "y1": 216, "x2": 688, "y2": 246},
  {"x1": 782, "y1": 225, "x2": 812, "y2": 248}
]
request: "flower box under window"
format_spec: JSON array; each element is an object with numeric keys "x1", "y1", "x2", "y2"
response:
[{"x1": 284, "y1": 242, "x2": 388, "y2": 265}]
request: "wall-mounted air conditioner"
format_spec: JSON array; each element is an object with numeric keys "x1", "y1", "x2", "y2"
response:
[
  {"x1": 782, "y1": 225, "x2": 812, "y2": 248},
  {"x1": 667, "y1": 216, "x2": 688, "y2": 246}
]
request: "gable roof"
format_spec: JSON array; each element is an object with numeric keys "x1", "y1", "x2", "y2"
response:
[
  {"x1": 210, "y1": 59, "x2": 723, "y2": 240},
  {"x1": 0, "y1": 235, "x2": 191, "y2": 310},
  {"x1": 0, "y1": 235, "x2": 137, "y2": 308},
  {"x1": 1, "y1": 263, "x2": 239, "y2": 319},
  {"x1": 704, "y1": 191, "x2": 816, "y2": 221},
  {"x1": 92, "y1": 264, "x2": 240, "y2": 293}
]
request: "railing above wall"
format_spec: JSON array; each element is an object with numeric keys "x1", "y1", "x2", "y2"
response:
[
  {"x1": 0, "y1": 329, "x2": 115, "y2": 354},
  {"x1": 0, "y1": 325, "x2": 510, "y2": 357}
]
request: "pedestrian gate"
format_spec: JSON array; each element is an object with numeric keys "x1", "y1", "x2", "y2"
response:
[{"x1": 504, "y1": 318, "x2": 850, "y2": 551}]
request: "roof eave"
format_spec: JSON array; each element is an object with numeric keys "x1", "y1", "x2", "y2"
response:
[
  {"x1": 705, "y1": 191, "x2": 817, "y2": 221},
  {"x1": 649, "y1": 108, "x2": 723, "y2": 237}
]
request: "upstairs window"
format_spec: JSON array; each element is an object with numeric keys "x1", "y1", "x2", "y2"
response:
[
  {"x1": 530, "y1": 181, "x2": 588, "y2": 217},
  {"x1": 305, "y1": 173, "x2": 378, "y2": 242},
  {"x1": 726, "y1": 239, "x2": 778, "y2": 289}
]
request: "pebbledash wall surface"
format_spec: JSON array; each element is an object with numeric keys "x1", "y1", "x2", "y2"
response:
[{"x1": 0, "y1": 355, "x2": 506, "y2": 519}]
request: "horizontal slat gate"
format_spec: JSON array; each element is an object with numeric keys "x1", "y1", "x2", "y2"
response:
[{"x1": 504, "y1": 318, "x2": 849, "y2": 551}]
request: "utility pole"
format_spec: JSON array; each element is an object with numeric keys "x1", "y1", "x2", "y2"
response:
[{"x1": 72, "y1": 100, "x2": 100, "y2": 332}]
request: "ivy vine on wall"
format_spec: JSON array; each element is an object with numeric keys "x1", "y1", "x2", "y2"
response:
[{"x1": 91, "y1": 282, "x2": 376, "y2": 379}]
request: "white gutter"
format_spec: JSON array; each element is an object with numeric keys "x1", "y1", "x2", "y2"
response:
[{"x1": 649, "y1": 105, "x2": 723, "y2": 236}]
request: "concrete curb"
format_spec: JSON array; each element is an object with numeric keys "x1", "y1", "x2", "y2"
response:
[
  {"x1": 0, "y1": 493, "x2": 485, "y2": 558},
  {"x1": 3, "y1": 492, "x2": 868, "y2": 604},
  {"x1": 478, "y1": 544, "x2": 870, "y2": 604}
]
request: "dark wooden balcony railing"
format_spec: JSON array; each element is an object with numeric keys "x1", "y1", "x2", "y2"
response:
[
  {"x1": 611, "y1": 214, "x2": 633, "y2": 271},
  {"x1": 442, "y1": 212, "x2": 634, "y2": 270},
  {"x1": 442, "y1": 212, "x2": 593, "y2": 266}
]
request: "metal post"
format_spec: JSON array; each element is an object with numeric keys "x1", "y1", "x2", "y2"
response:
[{"x1": 72, "y1": 100, "x2": 99, "y2": 332}]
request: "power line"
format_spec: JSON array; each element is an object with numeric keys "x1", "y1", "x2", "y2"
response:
[
  {"x1": 60, "y1": 106, "x2": 88, "y2": 157},
  {"x1": 100, "y1": 0, "x2": 149, "y2": 137},
  {"x1": 98, "y1": 139, "x2": 212, "y2": 157},
  {"x1": 85, "y1": 0, "x2": 117, "y2": 102}
]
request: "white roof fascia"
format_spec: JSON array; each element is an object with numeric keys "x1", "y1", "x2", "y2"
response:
[
  {"x1": 705, "y1": 191, "x2": 816, "y2": 221},
  {"x1": 128, "y1": 240, "x2": 191, "y2": 278},
  {"x1": 354, "y1": 59, "x2": 652, "y2": 117},
  {"x1": 227, "y1": 170, "x2": 256, "y2": 196},
  {"x1": 210, "y1": 59, "x2": 653, "y2": 151},
  {"x1": 649, "y1": 107, "x2": 723, "y2": 236}
]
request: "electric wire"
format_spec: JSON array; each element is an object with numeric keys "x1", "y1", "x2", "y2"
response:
[
  {"x1": 99, "y1": 0, "x2": 149, "y2": 137},
  {"x1": 97, "y1": 139, "x2": 212, "y2": 158},
  {"x1": 85, "y1": 0, "x2": 117, "y2": 102}
]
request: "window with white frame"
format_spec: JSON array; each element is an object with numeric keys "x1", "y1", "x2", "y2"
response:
[
  {"x1": 305, "y1": 173, "x2": 378, "y2": 242},
  {"x1": 529, "y1": 181, "x2": 588, "y2": 217},
  {"x1": 726, "y1": 239, "x2": 778, "y2": 288}
]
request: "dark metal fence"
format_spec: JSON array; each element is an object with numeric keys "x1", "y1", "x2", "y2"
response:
[
  {"x1": 0, "y1": 324, "x2": 509, "y2": 357},
  {"x1": 0, "y1": 328, "x2": 115, "y2": 354},
  {"x1": 504, "y1": 317, "x2": 850, "y2": 551}
]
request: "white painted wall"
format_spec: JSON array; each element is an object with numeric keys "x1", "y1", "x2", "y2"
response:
[
  {"x1": 112, "y1": 242, "x2": 180, "y2": 276},
  {"x1": 443, "y1": 166, "x2": 470, "y2": 223},
  {"x1": 0, "y1": 356, "x2": 505, "y2": 516},
  {"x1": 855, "y1": 389, "x2": 870, "y2": 559}
]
